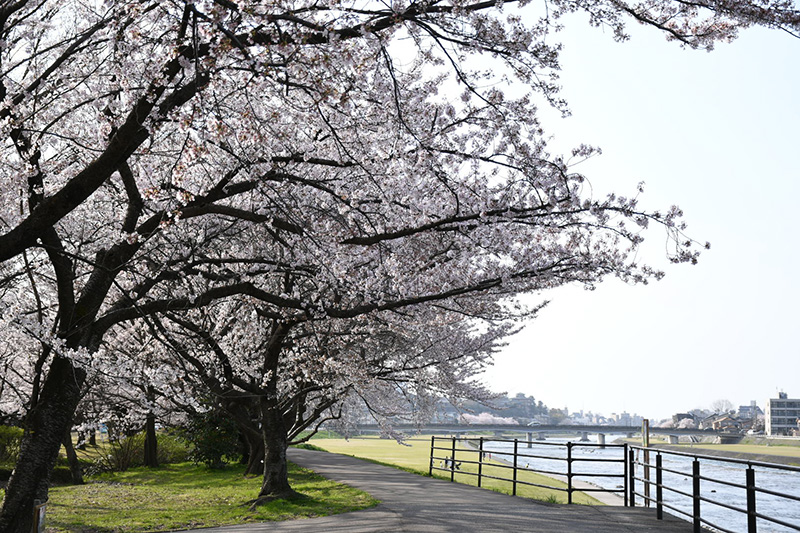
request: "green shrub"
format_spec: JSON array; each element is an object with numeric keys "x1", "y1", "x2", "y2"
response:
[
  {"x1": 157, "y1": 432, "x2": 191, "y2": 464},
  {"x1": 51, "y1": 466, "x2": 75, "y2": 484},
  {"x1": 89, "y1": 431, "x2": 192, "y2": 473},
  {"x1": 298, "y1": 429, "x2": 343, "y2": 440},
  {"x1": 178, "y1": 408, "x2": 242, "y2": 468},
  {"x1": 293, "y1": 443, "x2": 326, "y2": 452},
  {"x1": 0, "y1": 465, "x2": 72, "y2": 484},
  {"x1": 0, "y1": 425, "x2": 23, "y2": 464},
  {"x1": 91, "y1": 433, "x2": 145, "y2": 473}
]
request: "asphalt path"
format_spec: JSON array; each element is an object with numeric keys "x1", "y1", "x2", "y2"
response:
[{"x1": 180, "y1": 447, "x2": 694, "y2": 532}]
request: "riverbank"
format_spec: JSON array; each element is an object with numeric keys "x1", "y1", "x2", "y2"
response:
[{"x1": 649, "y1": 443, "x2": 800, "y2": 466}]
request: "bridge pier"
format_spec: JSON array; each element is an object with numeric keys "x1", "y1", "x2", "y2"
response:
[
  {"x1": 579, "y1": 431, "x2": 589, "y2": 442},
  {"x1": 597, "y1": 433, "x2": 606, "y2": 449},
  {"x1": 668, "y1": 435, "x2": 679, "y2": 444},
  {"x1": 526, "y1": 432, "x2": 533, "y2": 448},
  {"x1": 537, "y1": 432, "x2": 546, "y2": 440}
]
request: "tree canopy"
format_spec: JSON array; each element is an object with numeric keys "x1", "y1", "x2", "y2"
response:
[{"x1": 0, "y1": 0, "x2": 797, "y2": 530}]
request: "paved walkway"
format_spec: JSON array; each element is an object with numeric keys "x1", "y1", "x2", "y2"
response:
[{"x1": 181, "y1": 448, "x2": 693, "y2": 532}]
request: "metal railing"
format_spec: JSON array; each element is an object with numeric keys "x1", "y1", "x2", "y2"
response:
[
  {"x1": 629, "y1": 445, "x2": 800, "y2": 533},
  {"x1": 428, "y1": 435, "x2": 628, "y2": 504},
  {"x1": 428, "y1": 436, "x2": 800, "y2": 532}
]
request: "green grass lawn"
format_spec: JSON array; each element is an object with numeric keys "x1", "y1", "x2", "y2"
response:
[
  {"x1": 38, "y1": 462, "x2": 377, "y2": 532},
  {"x1": 309, "y1": 435, "x2": 601, "y2": 505},
  {"x1": 669, "y1": 443, "x2": 800, "y2": 458}
]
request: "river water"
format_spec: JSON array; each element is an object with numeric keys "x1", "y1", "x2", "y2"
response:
[{"x1": 481, "y1": 437, "x2": 800, "y2": 533}]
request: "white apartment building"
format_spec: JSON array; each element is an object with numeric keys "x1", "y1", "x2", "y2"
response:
[{"x1": 765, "y1": 392, "x2": 800, "y2": 436}]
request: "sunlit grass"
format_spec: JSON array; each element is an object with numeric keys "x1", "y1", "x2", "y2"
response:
[
  {"x1": 309, "y1": 435, "x2": 601, "y2": 505},
  {"x1": 45, "y1": 462, "x2": 377, "y2": 532},
  {"x1": 670, "y1": 442, "x2": 800, "y2": 459}
]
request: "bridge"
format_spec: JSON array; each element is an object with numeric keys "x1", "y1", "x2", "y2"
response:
[
  {"x1": 353, "y1": 423, "x2": 726, "y2": 436},
  {"x1": 351, "y1": 423, "x2": 736, "y2": 445}
]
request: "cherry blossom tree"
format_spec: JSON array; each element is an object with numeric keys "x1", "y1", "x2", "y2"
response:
[
  {"x1": 145, "y1": 297, "x2": 514, "y2": 503},
  {"x1": 0, "y1": 0, "x2": 797, "y2": 530},
  {"x1": 461, "y1": 412, "x2": 519, "y2": 425}
]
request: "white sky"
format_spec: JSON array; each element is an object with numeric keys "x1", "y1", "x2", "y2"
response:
[{"x1": 480, "y1": 13, "x2": 800, "y2": 422}]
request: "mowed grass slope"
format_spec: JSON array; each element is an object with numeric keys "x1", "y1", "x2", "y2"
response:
[
  {"x1": 663, "y1": 442, "x2": 800, "y2": 465},
  {"x1": 674, "y1": 443, "x2": 800, "y2": 457},
  {"x1": 310, "y1": 435, "x2": 601, "y2": 505},
  {"x1": 41, "y1": 462, "x2": 377, "y2": 532}
]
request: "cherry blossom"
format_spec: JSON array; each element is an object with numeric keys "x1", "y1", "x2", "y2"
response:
[{"x1": 0, "y1": 0, "x2": 795, "y2": 530}]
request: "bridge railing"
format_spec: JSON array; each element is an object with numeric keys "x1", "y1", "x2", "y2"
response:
[
  {"x1": 629, "y1": 445, "x2": 800, "y2": 533},
  {"x1": 428, "y1": 435, "x2": 628, "y2": 504}
]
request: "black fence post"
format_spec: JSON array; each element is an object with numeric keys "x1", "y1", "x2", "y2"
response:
[
  {"x1": 478, "y1": 437, "x2": 484, "y2": 488},
  {"x1": 656, "y1": 453, "x2": 663, "y2": 520},
  {"x1": 629, "y1": 448, "x2": 636, "y2": 507},
  {"x1": 512, "y1": 439, "x2": 519, "y2": 496},
  {"x1": 450, "y1": 436, "x2": 457, "y2": 482},
  {"x1": 429, "y1": 436, "x2": 435, "y2": 476},
  {"x1": 623, "y1": 443, "x2": 629, "y2": 507},
  {"x1": 567, "y1": 441, "x2": 573, "y2": 504},
  {"x1": 746, "y1": 466, "x2": 757, "y2": 533},
  {"x1": 693, "y1": 458, "x2": 701, "y2": 533},
  {"x1": 644, "y1": 447, "x2": 651, "y2": 507}
]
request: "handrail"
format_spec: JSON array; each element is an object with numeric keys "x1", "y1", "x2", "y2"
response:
[
  {"x1": 429, "y1": 435, "x2": 628, "y2": 505},
  {"x1": 429, "y1": 436, "x2": 800, "y2": 532},
  {"x1": 629, "y1": 444, "x2": 800, "y2": 533}
]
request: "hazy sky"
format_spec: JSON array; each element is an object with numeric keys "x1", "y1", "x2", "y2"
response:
[{"x1": 481, "y1": 14, "x2": 800, "y2": 421}]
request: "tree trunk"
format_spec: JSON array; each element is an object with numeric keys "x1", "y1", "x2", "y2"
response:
[
  {"x1": 249, "y1": 397, "x2": 298, "y2": 508},
  {"x1": 76, "y1": 430, "x2": 87, "y2": 450},
  {"x1": 238, "y1": 432, "x2": 249, "y2": 466},
  {"x1": 243, "y1": 431, "x2": 265, "y2": 476},
  {"x1": 143, "y1": 411, "x2": 158, "y2": 468},
  {"x1": 0, "y1": 357, "x2": 86, "y2": 533},
  {"x1": 220, "y1": 397, "x2": 263, "y2": 475},
  {"x1": 62, "y1": 429, "x2": 84, "y2": 485}
]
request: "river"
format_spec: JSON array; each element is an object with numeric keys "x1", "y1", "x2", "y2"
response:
[{"x1": 481, "y1": 436, "x2": 800, "y2": 533}]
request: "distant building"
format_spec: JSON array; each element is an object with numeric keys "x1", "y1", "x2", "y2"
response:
[
  {"x1": 711, "y1": 415, "x2": 741, "y2": 432},
  {"x1": 765, "y1": 392, "x2": 800, "y2": 436},
  {"x1": 737, "y1": 401, "x2": 763, "y2": 420}
]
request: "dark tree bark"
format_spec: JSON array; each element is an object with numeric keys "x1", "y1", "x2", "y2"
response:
[
  {"x1": 248, "y1": 321, "x2": 300, "y2": 506},
  {"x1": 143, "y1": 411, "x2": 158, "y2": 468},
  {"x1": 0, "y1": 357, "x2": 87, "y2": 533},
  {"x1": 250, "y1": 396, "x2": 298, "y2": 508},
  {"x1": 76, "y1": 430, "x2": 87, "y2": 450},
  {"x1": 243, "y1": 431, "x2": 265, "y2": 476},
  {"x1": 62, "y1": 428, "x2": 84, "y2": 485}
]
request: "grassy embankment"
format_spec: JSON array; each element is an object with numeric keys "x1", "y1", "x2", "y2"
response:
[
  {"x1": 309, "y1": 435, "x2": 601, "y2": 505},
  {"x1": 621, "y1": 435, "x2": 800, "y2": 465},
  {"x1": 658, "y1": 440, "x2": 800, "y2": 465}
]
